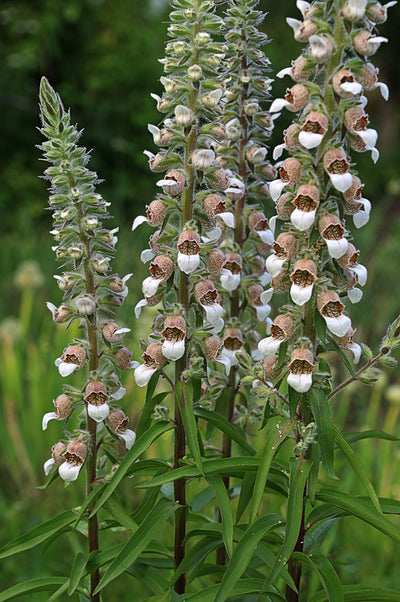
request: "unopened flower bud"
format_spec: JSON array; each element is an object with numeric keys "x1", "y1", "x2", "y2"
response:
[
  {"x1": 211, "y1": 169, "x2": 230, "y2": 191},
  {"x1": 146, "y1": 200, "x2": 167, "y2": 226},
  {"x1": 201, "y1": 88, "x2": 223, "y2": 109},
  {"x1": 246, "y1": 146, "x2": 268, "y2": 165},
  {"x1": 76, "y1": 295, "x2": 96, "y2": 316},
  {"x1": 272, "y1": 269, "x2": 291, "y2": 294},
  {"x1": 160, "y1": 76, "x2": 180, "y2": 94},
  {"x1": 196, "y1": 31, "x2": 211, "y2": 45},
  {"x1": 188, "y1": 64, "x2": 202, "y2": 81},
  {"x1": 208, "y1": 249, "x2": 225, "y2": 273},
  {"x1": 308, "y1": 35, "x2": 334, "y2": 63},
  {"x1": 204, "y1": 335, "x2": 222, "y2": 359},
  {"x1": 192, "y1": 149, "x2": 215, "y2": 170},
  {"x1": 263, "y1": 356, "x2": 281, "y2": 380},
  {"x1": 226, "y1": 118, "x2": 242, "y2": 141},
  {"x1": 92, "y1": 256, "x2": 110, "y2": 274},
  {"x1": 174, "y1": 104, "x2": 195, "y2": 127},
  {"x1": 114, "y1": 347, "x2": 134, "y2": 370},
  {"x1": 68, "y1": 244, "x2": 84, "y2": 259},
  {"x1": 244, "y1": 100, "x2": 260, "y2": 116}
]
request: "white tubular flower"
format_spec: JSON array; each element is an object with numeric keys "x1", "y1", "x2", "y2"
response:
[
  {"x1": 225, "y1": 118, "x2": 242, "y2": 141},
  {"x1": 161, "y1": 316, "x2": 186, "y2": 361},
  {"x1": 132, "y1": 215, "x2": 149, "y2": 231},
  {"x1": 42, "y1": 393, "x2": 73, "y2": 430},
  {"x1": 286, "y1": 18, "x2": 302, "y2": 39},
  {"x1": 353, "y1": 198, "x2": 371, "y2": 228},
  {"x1": 337, "y1": 328, "x2": 362, "y2": 364},
  {"x1": 308, "y1": 35, "x2": 333, "y2": 63},
  {"x1": 299, "y1": 112, "x2": 328, "y2": 149},
  {"x1": 266, "y1": 232, "x2": 297, "y2": 277},
  {"x1": 134, "y1": 343, "x2": 165, "y2": 387},
  {"x1": 84, "y1": 381, "x2": 110, "y2": 423},
  {"x1": 319, "y1": 214, "x2": 349, "y2": 259},
  {"x1": 194, "y1": 280, "x2": 224, "y2": 324},
  {"x1": 291, "y1": 184, "x2": 320, "y2": 231},
  {"x1": 324, "y1": 149, "x2": 353, "y2": 192},
  {"x1": 55, "y1": 345, "x2": 86, "y2": 377},
  {"x1": 225, "y1": 177, "x2": 245, "y2": 201},
  {"x1": 222, "y1": 328, "x2": 243, "y2": 369},
  {"x1": 297, "y1": 0, "x2": 311, "y2": 17},
  {"x1": 107, "y1": 410, "x2": 136, "y2": 450},
  {"x1": 147, "y1": 124, "x2": 173, "y2": 146},
  {"x1": 87, "y1": 403, "x2": 110, "y2": 422},
  {"x1": 258, "y1": 313, "x2": 294, "y2": 357},
  {"x1": 58, "y1": 439, "x2": 87, "y2": 483},
  {"x1": 156, "y1": 170, "x2": 186, "y2": 197},
  {"x1": 142, "y1": 276, "x2": 163, "y2": 297},
  {"x1": 290, "y1": 259, "x2": 317, "y2": 306},
  {"x1": 348, "y1": 287, "x2": 363, "y2": 303},
  {"x1": 220, "y1": 269, "x2": 241, "y2": 292},
  {"x1": 353, "y1": 31, "x2": 388, "y2": 56},
  {"x1": 248, "y1": 211, "x2": 274, "y2": 245},
  {"x1": 265, "y1": 254, "x2": 286, "y2": 278},
  {"x1": 317, "y1": 291, "x2": 352, "y2": 337},
  {"x1": 287, "y1": 348, "x2": 314, "y2": 393},
  {"x1": 342, "y1": 0, "x2": 368, "y2": 20},
  {"x1": 338, "y1": 244, "x2": 368, "y2": 286},
  {"x1": 44, "y1": 441, "x2": 66, "y2": 476},
  {"x1": 269, "y1": 179, "x2": 287, "y2": 201},
  {"x1": 177, "y1": 230, "x2": 201, "y2": 275}
]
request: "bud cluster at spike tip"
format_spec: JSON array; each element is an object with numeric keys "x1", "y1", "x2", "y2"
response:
[
  {"x1": 132, "y1": 0, "x2": 279, "y2": 398},
  {"x1": 39, "y1": 77, "x2": 136, "y2": 483},
  {"x1": 256, "y1": 0, "x2": 395, "y2": 397}
]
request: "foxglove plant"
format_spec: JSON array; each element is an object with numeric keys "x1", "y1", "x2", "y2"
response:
[
  {"x1": 250, "y1": 0, "x2": 400, "y2": 598},
  {"x1": 38, "y1": 77, "x2": 135, "y2": 600}
]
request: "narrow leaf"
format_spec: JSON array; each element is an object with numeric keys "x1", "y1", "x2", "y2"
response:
[
  {"x1": 136, "y1": 371, "x2": 167, "y2": 438},
  {"x1": 236, "y1": 471, "x2": 257, "y2": 522},
  {"x1": 94, "y1": 499, "x2": 178, "y2": 594},
  {"x1": 266, "y1": 458, "x2": 312, "y2": 587},
  {"x1": 311, "y1": 584, "x2": 400, "y2": 602},
  {"x1": 333, "y1": 426, "x2": 381, "y2": 513},
  {"x1": 0, "y1": 578, "x2": 66, "y2": 602},
  {"x1": 249, "y1": 417, "x2": 293, "y2": 524},
  {"x1": 207, "y1": 475, "x2": 234, "y2": 558},
  {"x1": 214, "y1": 513, "x2": 284, "y2": 602},
  {"x1": 106, "y1": 496, "x2": 138, "y2": 533},
  {"x1": 67, "y1": 553, "x2": 87, "y2": 596},
  {"x1": 316, "y1": 489, "x2": 400, "y2": 543},
  {"x1": 288, "y1": 385, "x2": 301, "y2": 418},
  {"x1": 292, "y1": 552, "x2": 343, "y2": 602},
  {"x1": 176, "y1": 382, "x2": 203, "y2": 474},
  {"x1": 343, "y1": 430, "x2": 400, "y2": 444},
  {"x1": 309, "y1": 389, "x2": 336, "y2": 479},
  {"x1": 90, "y1": 421, "x2": 174, "y2": 515},
  {"x1": 0, "y1": 511, "x2": 75, "y2": 559},
  {"x1": 195, "y1": 408, "x2": 255, "y2": 456},
  {"x1": 327, "y1": 336, "x2": 356, "y2": 377}
]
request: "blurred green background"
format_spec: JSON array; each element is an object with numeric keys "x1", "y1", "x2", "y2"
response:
[{"x1": 1, "y1": 0, "x2": 400, "y2": 598}]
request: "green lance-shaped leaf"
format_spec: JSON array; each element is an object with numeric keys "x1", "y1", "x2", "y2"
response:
[
  {"x1": 90, "y1": 421, "x2": 175, "y2": 516},
  {"x1": 207, "y1": 474, "x2": 234, "y2": 558},
  {"x1": 213, "y1": 514, "x2": 285, "y2": 602},
  {"x1": 316, "y1": 489, "x2": 400, "y2": 543},
  {"x1": 333, "y1": 426, "x2": 381, "y2": 514},
  {"x1": 105, "y1": 496, "x2": 139, "y2": 533},
  {"x1": 0, "y1": 510, "x2": 76, "y2": 559},
  {"x1": 184, "y1": 580, "x2": 285, "y2": 601},
  {"x1": 291, "y1": 552, "x2": 344, "y2": 602},
  {"x1": 266, "y1": 457, "x2": 312, "y2": 588},
  {"x1": 309, "y1": 389, "x2": 336, "y2": 479},
  {"x1": 171, "y1": 536, "x2": 222, "y2": 587},
  {"x1": 194, "y1": 407, "x2": 256, "y2": 456},
  {"x1": 249, "y1": 416, "x2": 293, "y2": 524},
  {"x1": 310, "y1": 584, "x2": 400, "y2": 602},
  {"x1": 136, "y1": 372, "x2": 164, "y2": 438},
  {"x1": 67, "y1": 552, "x2": 87, "y2": 596},
  {"x1": 0, "y1": 578, "x2": 68, "y2": 602},
  {"x1": 343, "y1": 430, "x2": 400, "y2": 444},
  {"x1": 176, "y1": 381, "x2": 203, "y2": 474},
  {"x1": 236, "y1": 470, "x2": 257, "y2": 522},
  {"x1": 94, "y1": 498, "x2": 178, "y2": 594}
]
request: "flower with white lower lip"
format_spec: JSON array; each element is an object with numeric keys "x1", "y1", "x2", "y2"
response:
[
  {"x1": 84, "y1": 380, "x2": 110, "y2": 423},
  {"x1": 248, "y1": 211, "x2": 274, "y2": 245},
  {"x1": 337, "y1": 327, "x2": 362, "y2": 363},
  {"x1": 353, "y1": 31, "x2": 388, "y2": 56},
  {"x1": 265, "y1": 232, "x2": 297, "y2": 277},
  {"x1": 317, "y1": 290, "x2": 352, "y2": 337},
  {"x1": 161, "y1": 316, "x2": 186, "y2": 361},
  {"x1": 291, "y1": 184, "x2": 320, "y2": 231},
  {"x1": 287, "y1": 348, "x2": 314, "y2": 393},
  {"x1": 177, "y1": 230, "x2": 201, "y2": 274},
  {"x1": 342, "y1": 0, "x2": 368, "y2": 20},
  {"x1": 102, "y1": 321, "x2": 131, "y2": 344},
  {"x1": 290, "y1": 259, "x2": 317, "y2": 306},
  {"x1": 55, "y1": 345, "x2": 86, "y2": 377},
  {"x1": 337, "y1": 243, "x2": 367, "y2": 286},
  {"x1": 194, "y1": 280, "x2": 224, "y2": 325},
  {"x1": 142, "y1": 255, "x2": 174, "y2": 297},
  {"x1": 269, "y1": 84, "x2": 310, "y2": 113},
  {"x1": 43, "y1": 441, "x2": 66, "y2": 476},
  {"x1": 332, "y1": 70, "x2": 362, "y2": 98},
  {"x1": 319, "y1": 214, "x2": 349, "y2": 259},
  {"x1": 132, "y1": 199, "x2": 167, "y2": 232},
  {"x1": 258, "y1": 313, "x2": 294, "y2": 357},
  {"x1": 221, "y1": 328, "x2": 244, "y2": 369},
  {"x1": 107, "y1": 410, "x2": 136, "y2": 450},
  {"x1": 299, "y1": 112, "x2": 328, "y2": 149},
  {"x1": 324, "y1": 148, "x2": 353, "y2": 192},
  {"x1": 134, "y1": 343, "x2": 166, "y2": 387},
  {"x1": 58, "y1": 438, "x2": 87, "y2": 482},
  {"x1": 220, "y1": 253, "x2": 242, "y2": 292},
  {"x1": 203, "y1": 194, "x2": 235, "y2": 228},
  {"x1": 42, "y1": 393, "x2": 74, "y2": 430},
  {"x1": 156, "y1": 170, "x2": 186, "y2": 197},
  {"x1": 246, "y1": 284, "x2": 271, "y2": 322}
]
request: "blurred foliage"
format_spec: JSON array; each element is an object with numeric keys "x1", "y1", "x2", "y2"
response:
[{"x1": 0, "y1": 0, "x2": 399, "y2": 596}]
